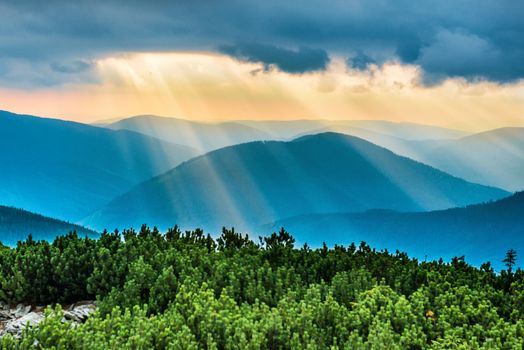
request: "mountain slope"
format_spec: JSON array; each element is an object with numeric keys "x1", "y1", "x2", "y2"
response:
[
  {"x1": 316, "y1": 125, "x2": 524, "y2": 192},
  {"x1": 267, "y1": 192, "x2": 524, "y2": 269},
  {"x1": 87, "y1": 132, "x2": 507, "y2": 232},
  {"x1": 291, "y1": 124, "x2": 451, "y2": 162},
  {"x1": 106, "y1": 116, "x2": 469, "y2": 153},
  {"x1": 0, "y1": 110, "x2": 198, "y2": 221},
  {"x1": 0, "y1": 205, "x2": 97, "y2": 246},
  {"x1": 237, "y1": 120, "x2": 469, "y2": 140},
  {"x1": 418, "y1": 128, "x2": 524, "y2": 191},
  {"x1": 106, "y1": 115, "x2": 272, "y2": 152}
]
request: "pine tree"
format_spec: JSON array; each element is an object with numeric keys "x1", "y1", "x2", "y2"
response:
[{"x1": 503, "y1": 249, "x2": 517, "y2": 275}]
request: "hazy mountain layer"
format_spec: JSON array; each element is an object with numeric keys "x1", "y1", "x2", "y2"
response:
[
  {"x1": 292, "y1": 124, "x2": 524, "y2": 192},
  {"x1": 266, "y1": 192, "x2": 524, "y2": 269},
  {"x1": 0, "y1": 205, "x2": 97, "y2": 246},
  {"x1": 105, "y1": 115, "x2": 469, "y2": 152},
  {"x1": 240, "y1": 119, "x2": 469, "y2": 141},
  {"x1": 0, "y1": 110, "x2": 198, "y2": 221},
  {"x1": 86, "y1": 132, "x2": 507, "y2": 232},
  {"x1": 106, "y1": 115, "x2": 272, "y2": 152},
  {"x1": 418, "y1": 128, "x2": 524, "y2": 191}
]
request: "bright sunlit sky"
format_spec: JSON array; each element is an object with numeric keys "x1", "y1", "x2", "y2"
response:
[{"x1": 1, "y1": 1, "x2": 523, "y2": 131}]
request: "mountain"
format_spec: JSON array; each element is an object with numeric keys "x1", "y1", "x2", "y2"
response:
[
  {"x1": 417, "y1": 128, "x2": 524, "y2": 192},
  {"x1": 235, "y1": 120, "x2": 335, "y2": 139},
  {"x1": 0, "y1": 110, "x2": 198, "y2": 221},
  {"x1": 290, "y1": 124, "x2": 449, "y2": 161},
  {"x1": 241, "y1": 120, "x2": 469, "y2": 141},
  {"x1": 105, "y1": 116, "x2": 469, "y2": 154},
  {"x1": 0, "y1": 205, "x2": 97, "y2": 246},
  {"x1": 105, "y1": 115, "x2": 272, "y2": 152},
  {"x1": 332, "y1": 120, "x2": 469, "y2": 141},
  {"x1": 86, "y1": 132, "x2": 507, "y2": 232},
  {"x1": 266, "y1": 192, "x2": 524, "y2": 269},
  {"x1": 314, "y1": 125, "x2": 524, "y2": 192}
]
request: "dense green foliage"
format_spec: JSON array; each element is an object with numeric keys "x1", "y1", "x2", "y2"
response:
[{"x1": 1, "y1": 226, "x2": 523, "y2": 349}]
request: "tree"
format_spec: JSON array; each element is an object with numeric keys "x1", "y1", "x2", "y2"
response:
[
  {"x1": 503, "y1": 249, "x2": 517, "y2": 275},
  {"x1": 2, "y1": 227, "x2": 524, "y2": 347}
]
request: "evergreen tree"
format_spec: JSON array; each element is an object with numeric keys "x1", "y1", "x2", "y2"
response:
[
  {"x1": 0, "y1": 226, "x2": 523, "y2": 348},
  {"x1": 504, "y1": 249, "x2": 517, "y2": 275}
]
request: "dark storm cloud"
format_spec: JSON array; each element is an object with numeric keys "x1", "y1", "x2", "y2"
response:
[
  {"x1": 347, "y1": 53, "x2": 376, "y2": 71},
  {"x1": 219, "y1": 43, "x2": 329, "y2": 73},
  {"x1": 0, "y1": 0, "x2": 523, "y2": 86}
]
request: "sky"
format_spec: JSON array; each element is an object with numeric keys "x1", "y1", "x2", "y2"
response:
[{"x1": 0, "y1": 0, "x2": 523, "y2": 131}]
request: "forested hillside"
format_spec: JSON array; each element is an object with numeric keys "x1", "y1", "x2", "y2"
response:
[
  {"x1": 0, "y1": 205, "x2": 97, "y2": 245},
  {"x1": 0, "y1": 110, "x2": 197, "y2": 221},
  {"x1": 1, "y1": 227, "x2": 523, "y2": 348},
  {"x1": 268, "y1": 192, "x2": 524, "y2": 269},
  {"x1": 86, "y1": 133, "x2": 507, "y2": 231}
]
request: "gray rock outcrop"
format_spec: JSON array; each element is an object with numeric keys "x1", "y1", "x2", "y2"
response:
[{"x1": 0, "y1": 301, "x2": 96, "y2": 339}]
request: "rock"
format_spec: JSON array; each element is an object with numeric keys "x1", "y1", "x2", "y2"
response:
[
  {"x1": 0, "y1": 301, "x2": 96, "y2": 339},
  {"x1": 71, "y1": 300, "x2": 96, "y2": 308},
  {"x1": 1, "y1": 312, "x2": 44, "y2": 338},
  {"x1": 12, "y1": 304, "x2": 31, "y2": 318},
  {"x1": 63, "y1": 303, "x2": 96, "y2": 323},
  {"x1": 0, "y1": 309, "x2": 13, "y2": 321}
]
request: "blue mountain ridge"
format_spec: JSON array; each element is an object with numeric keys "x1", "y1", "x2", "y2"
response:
[
  {"x1": 85, "y1": 132, "x2": 508, "y2": 233},
  {"x1": 0, "y1": 110, "x2": 198, "y2": 221},
  {"x1": 265, "y1": 191, "x2": 524, "y2": 269}
]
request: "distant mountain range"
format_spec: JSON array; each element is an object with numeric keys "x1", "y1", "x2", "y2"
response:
[
  {"x1": 416, "y1": 128, "x2": 524, "y2": 192},
  {"x1": 266, "y1": 191, "x2": 524, "y2": 269},
  {"x1": 104, "y1": 115, "x2": 469, "y2": 152},
  {"x1": 0, "y1": 205, "x2": 97, "y2": 246},
  {"x1": 245, "y1": 119, "x2": 470, "y2": 141},
  {"x1": 105, "y1": 115, "x2": 272, "y2": 153},
  {"x1": 85, "y1": 132, "x2": 507, "y2": 232},
  {"x1": 104, "y1": 115, "x2": 524, "y2": 192},
  {"x1": 2, "y1": 109, "x2": 522, "y2": 268},
  {"x1": 0, "y1": 110, "x2": 197, "y2": 221},
  {"x1": 315, "y1": 125, "x2": 524, "y2": 192}
]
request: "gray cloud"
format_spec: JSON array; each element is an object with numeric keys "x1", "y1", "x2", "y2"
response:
[
  {"x1": 347, "y1": 53, "x2": 376, "y2": 71},
  {"x1": 50, "y1": 60, "x2": 94, "y2": 74},
  {"x1": 0, "y1": 0, "x2": 522, "y2": 86},
  {"x1": 416, "y1": 30, "x2": 516, "y2": 84},
  {"x1": 219, "y1": 43, "x2": 329, "y2": 73}
]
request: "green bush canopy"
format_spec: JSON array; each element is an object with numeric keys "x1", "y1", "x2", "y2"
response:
[{"x1": 1, "y1": 226, "x2": 523, "y2": 349}]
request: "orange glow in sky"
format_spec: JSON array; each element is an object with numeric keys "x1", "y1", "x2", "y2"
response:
[{"x1": 1, "y1": 52, "x2": 523, "y2": 131}]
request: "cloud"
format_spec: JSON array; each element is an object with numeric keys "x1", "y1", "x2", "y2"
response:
[
  {"x1": 218, "y1": 43, "x2": 329, "y2": 74},
  {"x1": 347, "y1": 53, "x2": 376, "y2": 71},
  {"x1": 50, "y1": 60, "x2": 94, "y2": 74},
  {"x1": 317, "y1": 74, "x2": 339, "y2": 93},
  {"x1": 0, "y1": 0, "x2": 523, "y2": 86},
  {"x1": 416, "y1": 29, "x2": 524, "y2": 83}
]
